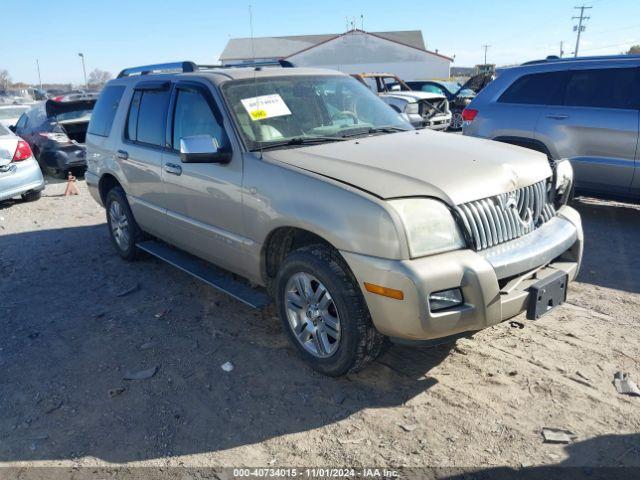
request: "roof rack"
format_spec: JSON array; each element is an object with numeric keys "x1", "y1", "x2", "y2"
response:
[
  {"x1": 117, "y1": 61, "x2": 197, "y2": 78},
  {"x1": 117, "y1": 59, "x2": 294, "y2": 78}
]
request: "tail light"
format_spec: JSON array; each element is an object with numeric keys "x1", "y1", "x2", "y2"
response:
[
  {"x1": 13, "y1": 140, "x2": 32, "y2": 162},
  {"x1": 461, "y1": 108, "x2": 478, "y2": 122},
  {"x1": 52, "y1": 95, "x2": 65, "y2": 102}
]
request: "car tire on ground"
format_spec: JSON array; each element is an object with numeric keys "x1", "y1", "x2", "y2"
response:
[
  {"x1": 275, "y1": 244, "x2": 386, "y2": 376},
  {"x1": 21, "y1": 190, "x2": 42, "y2": 202},
  {"x1": 105, "y1": 186, "x2": 142, "y2": 261}
]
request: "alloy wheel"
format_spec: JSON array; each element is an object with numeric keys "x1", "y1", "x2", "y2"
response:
[
  {"x1": 109, "y1": 200, "x2": 130, "y2": 251},
  {"x1": 284, "y1": 272, "x2": 341, "y2": 358},
  {"x1": 451, "y1": 111, "x2": 464, "y2": 130}
]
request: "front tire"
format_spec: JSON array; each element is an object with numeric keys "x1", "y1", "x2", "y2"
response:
[
  {"x1": 275, "y1": 244, "x2": 386, "y2": 376},
  {"x1": 105, "y1": 186, "x2": 141, "y2": 261},
  {"x1": 21, "y1": 190, "x2": 42, "y2": 202}
]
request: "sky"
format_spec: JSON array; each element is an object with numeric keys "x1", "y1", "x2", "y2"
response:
[{"x1": 1, "y1": 0, "x2": 639, "y2": 85}]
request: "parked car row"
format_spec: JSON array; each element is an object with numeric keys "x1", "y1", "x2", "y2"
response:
[
  {"x1": 83, "y1": 60, "x2": 582, "y2": 375},
  {"x1": 462, "y1": 54, "x2": 640, "y2": 200}
]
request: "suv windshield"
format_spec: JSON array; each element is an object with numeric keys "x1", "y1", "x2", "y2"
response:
[{"x1": 222, "y1": 75, "x2": 412, "y2": 151}]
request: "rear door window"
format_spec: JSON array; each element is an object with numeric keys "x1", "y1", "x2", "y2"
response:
[
  {"x1": 563, "y1": 68, "x2": 638, "y2": 109},
  {"x1": 125, "y1": 88, "x2": 170, "y2": 147},
  {"x1": 88, "y1": 85, "x2": 125, "y2": 137},
  {"x1": 498, "y1": 71, "x2": 566, "y2": 105}
]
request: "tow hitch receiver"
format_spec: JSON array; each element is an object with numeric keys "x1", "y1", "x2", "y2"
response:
[{"x1": 526, "y1": 270, "x2": 568, "y2": 320}]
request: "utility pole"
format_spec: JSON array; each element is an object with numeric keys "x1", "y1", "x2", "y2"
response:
[
  {"x1": 481, "y1": 44, "x2": 491, "y2": 65},
  {"x1": 559, "y1": 41, "x2": 565, "y2": 58},
  {"x1": 78, "y1": 52, "x2": 87, "y2": 89},
  {"x1": 36, "y1": 59, "x2": 42, "y2": 89},
  {"x1": 573, "y1": 5, "x2": 592, "y2": 58}
]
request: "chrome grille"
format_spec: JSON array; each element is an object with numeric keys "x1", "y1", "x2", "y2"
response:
[{"x1": 455, "y1": 180, "x2": 556, "y2": 251}]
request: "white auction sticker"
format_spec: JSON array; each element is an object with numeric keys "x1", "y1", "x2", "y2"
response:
[{"x1": 241, "y1": 94, "x2": 291, "y2": 121}]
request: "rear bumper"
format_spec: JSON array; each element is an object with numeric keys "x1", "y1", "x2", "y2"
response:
[
  {"x1": 85, "y1": 171, "x2": 102, "y2": 206},
  {"x1": 40, "y1": 145, "x2": 86, "y2": 170},
  {"x1": 0, "y1": 158, "x2": 45, "y2": 201},
  {"x1": 342, "y1": 206, "x2": 583, "y2": 341}
]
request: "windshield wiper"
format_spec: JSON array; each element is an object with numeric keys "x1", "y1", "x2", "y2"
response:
[
  {"x1": 251, "y1": 136, "x2": 347, "y2": 151},
  {"x1": 339, "y1": 125, "x2": 411, "y2": 138}
]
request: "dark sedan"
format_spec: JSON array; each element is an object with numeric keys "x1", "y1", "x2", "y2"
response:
[{"x1": 12, "y1": 96, "x2": 96, "y2": 177}]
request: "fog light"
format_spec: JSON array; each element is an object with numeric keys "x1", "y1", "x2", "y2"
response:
[{"x1": 429, "y1": 288, "x2": 463, "y2": 311}]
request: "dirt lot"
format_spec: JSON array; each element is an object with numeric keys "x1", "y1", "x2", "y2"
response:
[{"x1": 1, "y1": 176, "x2": 639, "y2": 473}]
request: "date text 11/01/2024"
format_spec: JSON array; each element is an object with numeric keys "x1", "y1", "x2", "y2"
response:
[{"x1": 233, "y1": 468, "x2": 399, "y2": 477}]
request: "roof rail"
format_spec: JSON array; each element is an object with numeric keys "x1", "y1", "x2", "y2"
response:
[
  {"x1": 116, "y1": 59, "x2": 295, "y2": 79},
  {"x1": 199, "y1": 59, "x2": 294, "y2": 70},
  {"x1": 117, "y1": 61, "x2": 197, "y2": 78},
  {"x1": 521, "y1": 53, "x2": 640, "y2": 66}
]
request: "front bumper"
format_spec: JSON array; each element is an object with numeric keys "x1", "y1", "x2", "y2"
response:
[
  {"x1": 342, "y1": 206, "x2": 583, "y2": 341},
  {"x1": 406, "y1": 113, "x2": 452, "y2": 130},
  {"x1": 0, "y1": 157, "x2": 45, "y2": 202}
]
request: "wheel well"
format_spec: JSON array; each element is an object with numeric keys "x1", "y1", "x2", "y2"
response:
[
  {"x1": 261, "y1": 227, "x2": 334, "y2": 292},
  {"x1": 98, "y1": 174, "x2": 121, "y2": 205},
  {"x1": 493, "y1": 136, "x2": 553, "y2": 159}
]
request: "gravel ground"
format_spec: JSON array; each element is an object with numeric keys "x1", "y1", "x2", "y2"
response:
[{"x1": 0, "y1": 176, "x2": 639, "y2": 473}]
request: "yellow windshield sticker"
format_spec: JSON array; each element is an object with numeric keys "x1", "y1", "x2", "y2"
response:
[{"x1": 241, "y1": 94, "x2": 291, "y2": 121}]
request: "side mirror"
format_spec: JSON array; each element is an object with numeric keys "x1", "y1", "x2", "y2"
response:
[{"x1": 179, "y1": 135, "x2": 231, "y2": 164}]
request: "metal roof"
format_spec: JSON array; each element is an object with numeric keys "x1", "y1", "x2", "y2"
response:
[{"x1": 220, "y1": 30, "x2": 427, "y2": 61}]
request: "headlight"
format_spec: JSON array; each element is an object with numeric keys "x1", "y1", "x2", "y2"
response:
[
  {"x1": 389, "y1": 198, "x2": 466, "y2": 257},
  {"x1": 404, "y1": 102, "x2": 420, "y2": 115},
  {"x1": 553, "y1": 159, "x2": 573, "y2": 207}
]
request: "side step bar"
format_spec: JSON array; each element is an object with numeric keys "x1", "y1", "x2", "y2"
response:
[{"x1": 136, "y1": 240, "x2": 271, "y2": 309}]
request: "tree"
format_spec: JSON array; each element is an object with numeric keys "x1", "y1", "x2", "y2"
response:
[
  {"x1": 0, "y1": 70, "x2": 11, "y2": 90},
  {"x1": 627, "y1": 45, "x2": 640, "y2": 55},
  {"x1": 87, "y1": 69, "x2": 112, "y2": 88}
]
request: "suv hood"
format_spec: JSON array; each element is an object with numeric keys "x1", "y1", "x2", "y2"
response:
[{"x1": 266, "y1": 130, "x2": 552, "y2": 205}]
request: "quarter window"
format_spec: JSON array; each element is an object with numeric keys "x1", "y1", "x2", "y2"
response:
[
  {"x1": 125, "y1": 88, "x2": 170, "y2": 146},
  {"x1": 88, "y1": 85, "x2": 125, "y2": 137},
  {"x1": 563, "y1": 68, "x2": 638, "y2": 109},
  {"x1": 171, "y1": 88, "x2": 229, "y2": 151},
  {"x1": 15, "y1": 113, "x2": 28, "y2": 130},
  {"x1": 498, "y1": 71, "x2": 565, "y2": 105}
]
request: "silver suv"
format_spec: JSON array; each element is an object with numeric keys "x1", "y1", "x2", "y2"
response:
[
  {"x1": 86, "y1": 61, "x2": 583, "y2": 376},
  {"x1": 463, "y1": 55, "x2": 640, "y2": 200}
]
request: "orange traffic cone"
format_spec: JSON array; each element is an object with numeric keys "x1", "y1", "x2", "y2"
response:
[{"x1": 64, "y1": 172, "x2": 79, "y2": 196}]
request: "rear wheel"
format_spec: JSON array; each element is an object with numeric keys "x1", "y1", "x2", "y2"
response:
[
  {"x1": 105, "y1": 186, "x2": 141, "y2": 261},
  {"x1": 275, "y1": 244, "x2": 386, "y2": 376}
]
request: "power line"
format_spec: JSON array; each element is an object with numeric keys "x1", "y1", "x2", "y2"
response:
[{"x1": 573, "y1": 5, "x2": 592, "y2": 57}]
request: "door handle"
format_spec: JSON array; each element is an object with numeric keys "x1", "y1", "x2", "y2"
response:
[
  {"x1": 164, "y1": 163, "x2": 182, "y2": 176},
  {"x1": 115, "y1": 150, "x2": 129, "y2": 160},
  {"x1": 545, "y1": 114, "x2": 568, "y2": 120}
]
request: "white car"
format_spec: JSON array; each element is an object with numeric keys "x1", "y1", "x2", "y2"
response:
[
  {"x1": 0, "y1": 124, "x2": 45, "y2": 203},
  {"x1": 0, "y1": 104, "x2": 31, "y2": 128},
  {"x1": 352, "y1": 73, "x2": 451, "y2": 130}
]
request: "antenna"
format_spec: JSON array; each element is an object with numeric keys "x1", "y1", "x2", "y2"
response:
[{"x1": 360, "y1": 14, "x2": 364, "y2": 31}]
